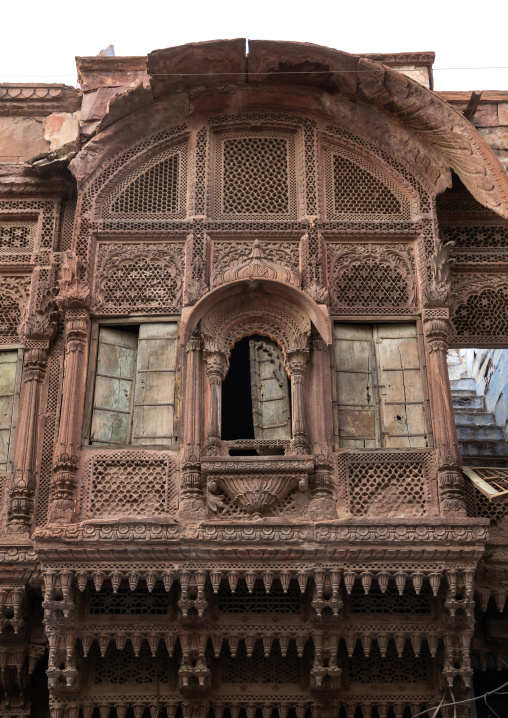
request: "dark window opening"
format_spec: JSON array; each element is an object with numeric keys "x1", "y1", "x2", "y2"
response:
[
  {"x1": 222, "y1": 336, "x2": 256, "y2": 441},
  {"x1": 221, "y1": 334, "x2": 291, "y2": 445}
]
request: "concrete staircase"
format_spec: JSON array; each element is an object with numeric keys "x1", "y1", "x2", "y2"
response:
[{"x1": 451, "y1": 378, "x2": 508, "y2": 466}]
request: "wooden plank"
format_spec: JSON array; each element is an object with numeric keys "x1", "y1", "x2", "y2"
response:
[
  {"x1": 0, "y1": 351, "x2": 20, "y2": 470},
  {"x1": 375, "y1": 324, "x2": 427, "y2": 448},
  {"x1": 90, "y1": 328, "x2": 137, "y2": 445},
  {"x1": 132, "y1": 323, "x2": 178, "y2": 446},
  {"x1": 249, "y1": 339, "x2": 291, "y2": 440},
  {"x1": 463, "y1": 467, "x2": 508, "y2": 503},
  {"x1": 334, "y1": 324, "x2": 379, "y2": 448}
]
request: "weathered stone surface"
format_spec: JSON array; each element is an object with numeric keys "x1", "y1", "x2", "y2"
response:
[
  {"x1": 479, "y1": 126, "x2": 508, "y2": 150},
  {"x1": 0, "y1": 115, "x2": 49, "y2": 161},
  {"x1": 44, "y1": 112, "x2": 80, "y2": 150},
  {"x1": 499, "y1": 103, "x2": 508, "y2": 125},
  {"x1": 0, "y1": 83, "x2": 81, "y2": 115},
  {"x1": 148, "y1": 38, "x2": 246, "y2": 97},
  {"x1": 473, "y1": 103, "x2": 499, "y2": 127},
  {"x1": 76, "y1": 56, "x2": 149, "y2": 92}
]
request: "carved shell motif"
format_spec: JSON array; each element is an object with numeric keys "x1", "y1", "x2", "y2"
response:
[{"x1": 211, "y1": 241, "x2": 299, "y2": 288}]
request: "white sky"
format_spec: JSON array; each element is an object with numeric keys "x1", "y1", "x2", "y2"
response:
[{"x1": 1, "y1": 0, "x2": 507, "y2": 92}]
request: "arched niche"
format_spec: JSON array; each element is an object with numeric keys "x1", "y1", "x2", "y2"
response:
[{"x1": 181, "y1": 280, "x2": 333, "y2": 458}]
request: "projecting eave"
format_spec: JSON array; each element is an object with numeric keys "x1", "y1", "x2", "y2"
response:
[{"x1": 144, "y1": 39, "x2": 508, "y2": 219}]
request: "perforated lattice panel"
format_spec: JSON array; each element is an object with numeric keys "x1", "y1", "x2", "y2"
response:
[
  {"x1": 0, "y1": 221, "x2": 35, "y2": 251},
  {"x1": 94, "y1": 243, "x2": 184, "y2": 314},
  {"x1": 220, "y1": 641, "x2": 301, "y2": 684},
  {"x1": 324, "y1": 146, "x2": 410, "y2": 221},
  {"x1": 214, "y1": 132, "x2": 296, "y2": 219},
  {"x1": 103, "y1": 145, "x2": 187, "y2": 219},
  {"x1": 464, "y1": 477, "x2": 508, "y2": 525},
  {"x1": 35, "y1": 330, "x2": 64, "y2": 524},
  {"x1": 452, "y1": 288, "x2": 508, "y2": 337},
  {"x1": 350, "y1": 584, "x2": 432, "y2": 614},
  {"x1": 443, "y1": 225, "x2": 508, "y2": 249},
  {"x1": 92, "y1": 643, "x2": 177, "y2": 686},
  {"x1": 340, "y1": 453, "x2": 430, "y2": 517},
  {"x1": 218, "y1": 580, "x2": 301, "y2": 614},
  {"x1": 348, "y1": 644, "x2": 428, "y2": 683},
  {"x1": 333, "y1": 260, "x2": 409, "y2": 308},
  {"x1": 83, "y1": 454, "x2": 177, "y2": 519},
  {"x1": 60, "y1": 199, "x2": 76, "y2": 252},
  {"x1": 88, "y1": 585, "x2": 170, "y2": 615}
]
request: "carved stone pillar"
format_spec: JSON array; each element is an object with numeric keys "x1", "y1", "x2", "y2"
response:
[
  {"x1": 307, "y1": 335, "x2": 336, "y2": 519},
  {"x1": 7, "y1": 347, "x2": 48, "y2": 533},
  {"x1": 423, "y1": 308, "x2": 466, "y2": 516},
  {"x1": 203, "y1": 348, "x2": 227, "y2": 457},
  {"x1": 422, "y1": 241, "x2": 466, "y2": 516},
  {"x1": 48, "y1": 251, "x2": 90, "y2": 524},
  {"x1": 48, "y1": 309, "x2": 90, "y2": 523},
  {"x1": 286, "y1": 341, "x2": 311, "y2": 455},
  {"x1": 180, "y1": 332, "x2": 206, "y2": 518}
]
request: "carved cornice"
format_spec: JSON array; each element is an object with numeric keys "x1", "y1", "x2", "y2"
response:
[
  {"x1": 0, "y1": 83, "x2": 81, "y2": 116},
  {"x1": 0, "y1": 165, "x2": 75, "y2": 195}
]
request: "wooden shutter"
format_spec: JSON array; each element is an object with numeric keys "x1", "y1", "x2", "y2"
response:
[
  {"x1": 132, "y1": 322, "x2": 178, "y2": 446},
  {"x1": 0, "y1": 350, "x2": 22, "y2": 471},
  {"x1": 249, "y1": 339, "x2": 291, "y2": 440},
  {"x1": 374, "y1": 323, "x2": 427, "y2": 448},
  {"x1": 90, "y1": 328, "x2": 137, "y2": 445},
  {"x1": 334, "y1": 324, "x2": 379, "y2": 448}
]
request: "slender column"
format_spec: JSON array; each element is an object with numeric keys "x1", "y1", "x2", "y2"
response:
[
  {"x1": 180, "y1": 332, "x2": 206, "y2": 518},
  {"x1": 7, "y1": 347, "x2": 48, "y2": 533},
  {"x1": 286, "y1": 344, "x2": 310, "y2": 455},
  {"x1": 48, "y1": 309, "x2": 90, "y2": 523},
  {"x1": 203, "y1": 349, "x2": 227, "y2": 457},
  {"x1": 423, "y1": 308, "x2": 466, "y2": 515},
  {"x1": 48, "y1": 251, "x2": 91, "y2": 523}
]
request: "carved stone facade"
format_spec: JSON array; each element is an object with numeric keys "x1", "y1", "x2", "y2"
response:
[{"x1": 1, "y1": 39, "x2": 508, "y2": 718}]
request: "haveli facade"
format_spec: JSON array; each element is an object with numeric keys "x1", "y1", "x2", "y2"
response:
[{"x1": 0, "y1": 39, "x2": 508, "y2": 718}]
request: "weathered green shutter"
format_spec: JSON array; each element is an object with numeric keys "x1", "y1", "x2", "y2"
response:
[
  {"x1": 0, "y1": 350, "x2": 22, "y2": 471},
  {"x1": 249, "y1": 339, "x2": 291, "y2": 440},
  {"x1": 132, "y1": 323, "x2": 178, "y2": 446},
  {"x1": 334, "y1": 324, "x2": 379, "y2": 448},
  {"x1": 90, "y1": 328, "x2": 137, "y2": 445},
  {"x1": 374, "y1": 323, "x2": 427, "y2": 448}
]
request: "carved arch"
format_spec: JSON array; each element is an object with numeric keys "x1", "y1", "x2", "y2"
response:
[
  {"x1": 182, "y1": 279, "x2": 332, "y2": 363},
  {"x1": 200, "y1": 291, "x2": 311, "y2": 376}
]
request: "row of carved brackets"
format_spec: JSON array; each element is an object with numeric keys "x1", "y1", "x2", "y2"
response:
[
  {"x1": 48, "y1": 698, "x2": 439, "y2": 718},
  {"x1": 42, "y1": 567, "x2": 466, "y2": 600}
]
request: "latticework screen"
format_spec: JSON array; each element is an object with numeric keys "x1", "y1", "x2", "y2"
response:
[
  {"x1": 214, "y1": 132, "x2": 297, "y2": 219},
  {"x1": 88, "y1": 584, "x2": 170, "y2": 615},
  {"x1": 325, "y1": 146, "x2": 411, "y2": 221},
  {"x1": 0, "y1": 220, "x2": 36, "y2": 251},
  {"x1": 220, "y1": 641, "x2": 301, "y2": 684},
  {"x1": 103, "y1": 145, "x2": 187, "y2": 219},
  {"x1": 218, "y1": 580, "x2": 301, "y2": 614}
]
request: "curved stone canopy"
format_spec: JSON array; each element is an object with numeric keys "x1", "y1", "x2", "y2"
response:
[{"x1": 72, "y1": 39, "x2": 508, "y2": 220}]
